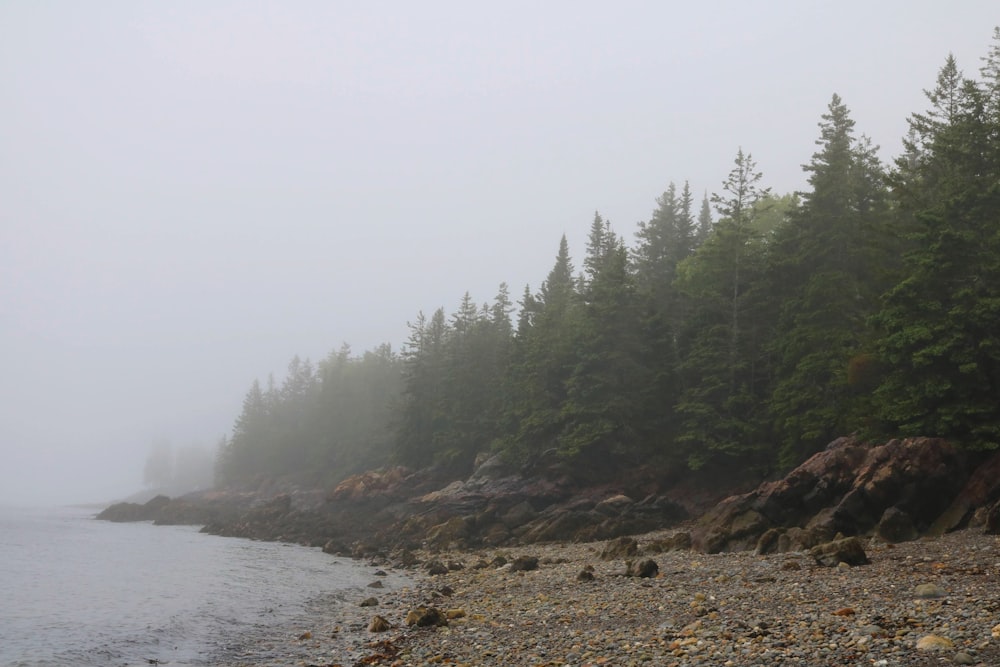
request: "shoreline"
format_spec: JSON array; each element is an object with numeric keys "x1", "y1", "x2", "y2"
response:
[{"x1": 236, "y1": 527, "x2": 1000, "y2": 667}]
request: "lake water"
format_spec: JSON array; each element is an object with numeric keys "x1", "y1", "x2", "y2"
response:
[{"x1": 0, "y1": 505, "x2": 391, "y2": 666}]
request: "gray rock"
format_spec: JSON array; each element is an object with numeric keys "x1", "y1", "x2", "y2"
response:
[{"x1": 809, "y1": 536, "x2": 869, "y2": 567}]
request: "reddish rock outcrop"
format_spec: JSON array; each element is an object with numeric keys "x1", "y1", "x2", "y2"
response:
[{"x1": 692, "y1": 437, "x2": 977, "y2": 553}]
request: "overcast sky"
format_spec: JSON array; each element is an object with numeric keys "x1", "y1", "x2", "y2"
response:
[{"x1": 1, "y1": 2, "x2": 996, "y2": 506}]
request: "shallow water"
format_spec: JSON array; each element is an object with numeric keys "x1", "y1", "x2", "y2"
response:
[{"x1": 0, "y1": 505, "x2": 379, "y2": 666}]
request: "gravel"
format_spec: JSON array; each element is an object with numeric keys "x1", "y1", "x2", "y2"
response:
[{"x1": 221, "y1": 528, "x2": 1000, "y2": 667}]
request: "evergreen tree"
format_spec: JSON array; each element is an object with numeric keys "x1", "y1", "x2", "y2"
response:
[
  {"x1": 497, "y1": 236, "x2": 580, "y2": 465},
  {"x1": 560, "y1": 218, "x2": 651, "y2": 471},
  {"x1": 695, "y1": 192, "x2": 713, "y2": 246},
  {"x1": 767, "y1": 94, "x2": 891, "y2": 466},
  {"x1": 395, "y1": 308, "x2": 449, "y2": 467},
  {"x1": 674, "y1": 149, "x2": 773, "y2": 469},
  {"x1": 873, "y1": 48, "x2": 1000, "y2": 449}
]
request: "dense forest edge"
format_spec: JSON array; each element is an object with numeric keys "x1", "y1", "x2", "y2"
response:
[{"x1": 196, "y1": 32, "x2": 1000, "y2": 502}]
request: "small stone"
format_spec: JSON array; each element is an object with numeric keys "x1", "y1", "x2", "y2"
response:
[
  {"x1": 368, "y1": 580, "x2": 384, "y2": 588},
  {"x1": 406, "y1": 606, "x2": 447, "y2": 627},
  {"x1": 368, "y1": 615, "x2": 391, "y2": 633},
  {"x1": 992, "y1": 623, "x2": 1000, "y2": 639},
  {"x1": 915, "y1": 634, "x2": 953, "y2": 651},
  {"x1": 577, "y1": 569, "x2": 595, "y2": 581},
  {"x1": 297, "y1": 630, "x2": 312, "y2": 640},
  {"x1": 626, "y1": 559, "x2": 659, "y2": 578},
  {"x1": 359, "y1": 597, "x2": 379, "y2": 607},
  {"x1": 373, "y1": 569, "x2": 387, "y2": 576},
  {"x1": 426, "y1": 560, "x2": 449, "y2": 575},
  {"x1": 446, "y1": 608, "x2": 466, "y2": 619},
  {"x1": 832, "y1": 607, "x2": 855, "y2": 616},
  {"x1": 914, "y1": 583, "x2": 946, "y2": 598},
  {"x1": 954, "y1": 652, "x2": 975, "y2": 665},
  {"x1": 510, "y1": 555, "x2": 539, "y2": 572}
]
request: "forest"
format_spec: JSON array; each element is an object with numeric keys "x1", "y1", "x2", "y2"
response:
[{"x1": 214, "y1": 33, "x2": 1000, "y2": 490}]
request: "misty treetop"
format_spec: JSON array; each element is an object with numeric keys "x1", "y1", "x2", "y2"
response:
[{"x1": 214, "y1": 31, "x2": 1000, "y2": 488}]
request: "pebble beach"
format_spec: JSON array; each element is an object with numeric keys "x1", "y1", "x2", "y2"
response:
[{"x1": 224, "y1": 528, "x2": 1000, "y2": 667}]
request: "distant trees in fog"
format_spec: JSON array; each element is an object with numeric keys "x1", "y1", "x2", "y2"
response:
[{"x1": 143, "y1": 438, "x2": 214, "y2": 494}]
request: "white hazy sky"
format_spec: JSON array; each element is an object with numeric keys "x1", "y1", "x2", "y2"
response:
[{"x1": 1, "y1": 1, "x2": 996, "y2": 505}]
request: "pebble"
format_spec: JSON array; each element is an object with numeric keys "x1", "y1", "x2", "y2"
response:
[
  {"x1": 914, "y1": 582, "x2": 946, "y2": 598},
  {"x1": 213, "y1": 528, "x2": 1000, "y2": 666}
]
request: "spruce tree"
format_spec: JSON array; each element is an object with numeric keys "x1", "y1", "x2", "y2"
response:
[
  {"x1": 873, "y1": 47, "x2": 1000, "y2": 449},
  {"x1": 767, "y1": 94, "x2": 890, "y2": 466}
]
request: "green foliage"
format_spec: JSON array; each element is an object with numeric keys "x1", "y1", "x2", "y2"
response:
[
  {"x1": 766, "y1": 94, "x2": 893, "y2": 467},
  {"x1": 871, "y1": 46, "x2": 1000, "y2": 449},
  {"x1": 673, "y1": 149, "x2": 775, "y2": 470},
  {"x1": 212, "y1": 29, "x2": 1000, "y2": 489}
]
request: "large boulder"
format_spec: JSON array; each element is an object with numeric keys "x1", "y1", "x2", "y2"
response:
[
  {"x1": 692, "y1": 437, "x2": 974, "y2": 553},
  {"x1": 810, "y1": 536, "x2": 869, "y2": 567},
  {"x1": 96, "y1": 494, "x2": 171, "y2": 522},
  {"x1": 986, "y1": 499, "x2": 1000, "y2": 535},
  {"x1": 927, "y1": 449, "x2": 1000, "y2": 535}
]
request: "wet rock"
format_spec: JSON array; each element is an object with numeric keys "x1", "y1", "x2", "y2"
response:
[
  {"x1": 329, "y1": 466, "x2": 413, "y2": 502},
  {"x1": 367, "y1": 580, "x2": 384, "y2": 588},
  {"x1": 405, "y1": 606, "x2": 447, "y2": 627},
  {"x1": 914, "y1": 583, "x2": 946, "y2": 598},
  {"x1": 425, "y1": 560, "x2": 449, "y2": 576},
  {"x1": 594, "y1": 494, "x2": 634, "y2": 516},
  {"x1": 755, "y1": 528, "x2": 783, "y2": 555},
  {"x1": 510, "y1": 555, "x2": 539, "y2": 572},
  {"x1": 648, "y1": 531, "x2": 692, "y2": 553},
  {"x1": 691, "y1": 437, "x2": 972, "y2": 553},
  {"x1": 626, "y1": 559, "x2": 659, "y2": 578},
  {"x1": 915, "y1": 634, "x2": 953, "y2": 651},
  {"x1": 809, "y1": 536, "x2": 869, "y2": 567},
  {"x1": 394, "y1": 548, "x2": 420, "y2": 567},
  {"x1": 97, "y1": 495, "x2": 172, "y2": 522},
  {"x1": 425, "y1": 516, "x2": 471, "y2": 549},
  {"x1": 577, "y1": 568, "x2": 595, "y2": 582},
  {"x1": 600, "y1": 536, "x2": 639, "y2": 560},
  {"x1": 986, "y1": 499, "x2": 1000, "y2": 535},
  {"x1": 368, "y1": 615, "x2": 391, "y2": 632},
  {"x1": 359, "y1": 597, "x2": 379, "y2": 607},
  {"x1": 500, "y1": 501, "x2": 539, "y2": 528},
  {"x1": 875, "y1": 506, "x2": 918, "y2": 543},
  {"x1": 929, "y1": 449, "x2": 1000, "y2": 535}
]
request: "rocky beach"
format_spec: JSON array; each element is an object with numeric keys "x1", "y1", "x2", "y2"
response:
[
  {"x1": 219, "y1": 526, "x2": 1000, "y2": 667},
  {"x1": 98, "y1": 437, "x2": 1000, "y2": 666}
]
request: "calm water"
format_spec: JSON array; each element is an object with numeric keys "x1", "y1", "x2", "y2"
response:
[{"x1": 0, "y1": 505, "x2": 382, "y2": 667}]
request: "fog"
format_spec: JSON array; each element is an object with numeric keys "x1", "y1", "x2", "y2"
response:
[{"x1": 1, "y1": 1, "x2": 994, "y2": 506}]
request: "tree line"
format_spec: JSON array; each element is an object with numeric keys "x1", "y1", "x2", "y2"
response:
[{"x1": 215, "y1": 33, "x2": 1000, "y2": 488}]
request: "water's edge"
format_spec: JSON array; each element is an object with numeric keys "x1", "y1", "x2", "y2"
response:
[{"x1": 0, "y1": 506, "x2": 413, "y2": 667}]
